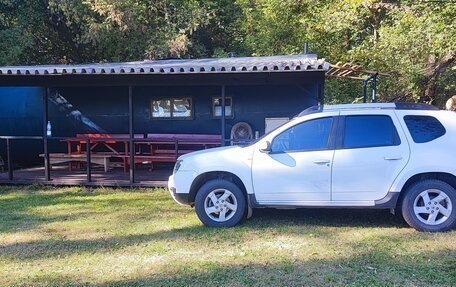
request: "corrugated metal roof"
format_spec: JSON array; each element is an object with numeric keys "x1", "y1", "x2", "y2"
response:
[{"x1": 0, "y1": 54, "x2": 329, "y2": 76}]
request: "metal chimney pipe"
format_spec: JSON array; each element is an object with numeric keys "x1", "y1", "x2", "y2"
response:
[{"x1": 304, "y1": 42, "x2": 309, "y2": 54}]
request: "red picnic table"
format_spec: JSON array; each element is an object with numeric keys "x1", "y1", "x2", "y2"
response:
[
  {"x1": 60, "y1": 133, "x2": 222, "y2": 172},
  {"x1": 133, "y1": 133, "x2": 222, "y2": 167},
  {"x1": 62, "y1": 133, "x2": 144, "y2": 172}
]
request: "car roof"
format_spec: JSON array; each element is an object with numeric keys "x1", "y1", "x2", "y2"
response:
[{"x1": 297, "y1": 103, "x2": 439, "y2": 117}]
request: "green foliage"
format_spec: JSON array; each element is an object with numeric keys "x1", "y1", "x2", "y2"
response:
[
  {"x1": 350, "y1": 1, "x2": 456, "y2": 104},
  {"x1": 0, "y1": 0, "x2": 454, "y2": 105},
  {"x1": 236, "y1": 0, "x2": 455, "y2": 106},
  {"x1": 0, "y1": 0, "x2": 220, "y2": 63}
]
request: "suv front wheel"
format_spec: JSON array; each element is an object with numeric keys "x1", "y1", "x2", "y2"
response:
[
  {"x1": 194, "y1": 179, "x2": 246, "y2": 227},
  {"x1": 401, "y1": 179, "x2": 456, "y2": 232}
]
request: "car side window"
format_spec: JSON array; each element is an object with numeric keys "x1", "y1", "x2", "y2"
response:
[
  {"x1": 403, "y1": 115, "x2": 446, "y2": 143},
  {"x1": 343, "y1": 115, "x2": 401, "y2": 149},
  {"x1": 271, "y1": 117, "x2": 333, "y2": 153}
]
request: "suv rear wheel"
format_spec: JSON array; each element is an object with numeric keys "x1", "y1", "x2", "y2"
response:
[
  {"x1": 401, "y1": 179, "x2": 456, "y2": 232},
  {"x1": 194, "y1": 179, "x2": 246, "y2": 227}
]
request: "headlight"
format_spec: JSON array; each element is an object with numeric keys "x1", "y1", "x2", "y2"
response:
[{"x1": 173, "y1": 160, "x2": 183, "y2": 174}]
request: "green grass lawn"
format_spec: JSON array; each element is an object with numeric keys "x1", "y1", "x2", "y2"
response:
[{"x1": 0, "y1": 186, "x2": 455, "y2": 287}]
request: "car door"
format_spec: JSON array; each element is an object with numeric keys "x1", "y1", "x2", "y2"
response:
[
  {"x1": 331, "y1": 110, "x2": 410, "y2": 201},
  {"x1": 251, "y1": 113, "x2": 338, "y2": 204}
]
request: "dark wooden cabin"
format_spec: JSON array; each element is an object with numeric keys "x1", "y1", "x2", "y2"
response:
[{"x1": 0, "y1": 54, "x2": 329, "y2": 186}]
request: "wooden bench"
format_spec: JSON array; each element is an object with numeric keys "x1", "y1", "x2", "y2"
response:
[
  {"x1": 75, "y1": 133, "x2": 144, "y2": 141},
  {"x1": 119, "y1": 154, "x2": 178, "y2": 164},
  {"x1": 40, "y1": 153, "x2": 111, "y2": 172},
  {"x1": 147, "y1": 133, "x2": 221, "y2": 143},
  {"x1": 122, "y1": 133, "x2": 222, "y2": 169},
  {"x1": 145, "y1": 133, "x2": 221, "y2": 154},
  {"x1": 146, "y1": 133, "x2": 220, "y2": 154}
]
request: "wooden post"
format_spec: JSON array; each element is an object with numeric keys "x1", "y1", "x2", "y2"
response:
[
  {"x1": 129, "y1": 86, "x2": 135, "y2": 184},
  {"x1": 43, "y1": 87, "x2": 51, "y2": 181},
  {"x1": 363, "y1": 79, "x2": 368, "y2": 104},
  {"x1": 6, "y1": 139, "x2": 13, "y2": 180},
  {"x1": 221, "y1": 85, "x2": 226, "y2": 146},
  {"x1": 86, "y1": 139, "x2": 91, "y2": 182},
  {"x1": 371, "y1": 74, "x2": 378, "y2": 103},
  {"x1": 318, "y1": 82, "x2": 324, "y2": 105},
  {"x1": 175, "y1": 139, "x2": 179, "y2": 160}
]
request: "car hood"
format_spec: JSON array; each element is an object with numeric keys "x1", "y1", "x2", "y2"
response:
[{"x1": 178, "y1": 145, "x2": 242, "y2": 160}]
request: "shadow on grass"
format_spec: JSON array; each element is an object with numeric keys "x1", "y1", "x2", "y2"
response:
[
  {"x1": 26, "y1": 249, "x2": 456, "y2": 287},
  {"x1": 0, "y1": 208, "x2": 415, "y2": 261},
  {"x1": 249, "y1": 207, "x2": 407, "y2": 228},
  {"x1": 0, "y1": 185, "x2": 406, "y2": 236}
]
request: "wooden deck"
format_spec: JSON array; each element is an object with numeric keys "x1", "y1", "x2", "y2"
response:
[{"x1": 0, "y1": 165, "x2": 171, "y2": 187}]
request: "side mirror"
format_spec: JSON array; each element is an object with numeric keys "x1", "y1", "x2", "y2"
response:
[{"x1": 259, "y1": 141, "x2": 271, "y2": 153}]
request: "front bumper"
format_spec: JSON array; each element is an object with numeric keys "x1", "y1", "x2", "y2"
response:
[
  {"x1": 169, "y1": 187, "x2": 190, "y2": 205},
  {"x1": 168, "y1": 172, "x2": 195, "y2": 205}
]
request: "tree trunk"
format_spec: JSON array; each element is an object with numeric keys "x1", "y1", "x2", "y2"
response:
[{"x1": 419, "y1": 51, "x2": 455, "y2": 103}]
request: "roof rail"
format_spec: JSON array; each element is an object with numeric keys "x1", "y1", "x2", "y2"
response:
[
  {"x1": 323, "y1": 103, "x2": 396, "y2": 111},
  {"x1": 297, "y1": 102, "x2": 439, "y2": 117},
  {"x1": 394, "y1": 102, "x2": 439, "y2": 111}
]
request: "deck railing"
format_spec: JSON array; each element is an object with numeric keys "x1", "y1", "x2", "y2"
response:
[{"x1": 0, "y1": 135, "x2": 254, "y2": 186}]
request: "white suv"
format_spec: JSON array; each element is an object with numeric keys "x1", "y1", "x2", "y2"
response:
[{"x1": 168, "y1": 103, "x2": 456, "y2": 232}]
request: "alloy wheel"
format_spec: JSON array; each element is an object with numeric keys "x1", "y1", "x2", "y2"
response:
[
  {"x1": 413, "y1": 189, "x2": 453, "y2": 226},
  {"x1": 204, "y1": 189, "x2": 238, "y2": 222}
]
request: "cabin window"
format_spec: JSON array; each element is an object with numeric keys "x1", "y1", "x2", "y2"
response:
[
  {"x1": 212, "y1": 97, "x2": 233, "y2": 118},
  {"x1": 151, "y1": 98, "x2": 192, "y2": 118}
]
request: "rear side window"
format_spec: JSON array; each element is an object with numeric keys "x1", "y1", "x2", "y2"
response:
[
  {"x1": 343, "y1": 115, "x2": 401, "y2": 149},
  {"x1": 404, "y1": 115, "x2": 446, "y2": 143}
]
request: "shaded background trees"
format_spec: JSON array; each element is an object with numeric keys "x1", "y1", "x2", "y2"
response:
[{"x1": 0, "y1": 0, "x2": 454, "y2": 106}]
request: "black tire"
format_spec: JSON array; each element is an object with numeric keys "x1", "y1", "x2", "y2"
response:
[
  {"x1": 194, "y1": 179, "x2": 246, "y2": 227},
  {"x1": 401, "y1": 179, "x2": 456, "y2": 232}
]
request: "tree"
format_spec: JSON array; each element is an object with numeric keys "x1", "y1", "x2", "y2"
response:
[
  {"x1": 0, "y1": 0, "x2": 454, "y2": 106},
  {"x1": 0, "y1": 0, "x2": 218, "y2": 64},
  {"x1": 352, "y1": 1, "x2": 456, "y2": 106},
  {"x1": 236, "y1": 0, "x2": 456, "y2": 106}
]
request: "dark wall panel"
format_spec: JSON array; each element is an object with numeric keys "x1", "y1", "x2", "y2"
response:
[
  {"x1": 54, "y1": 81, "x2": 319, "y2": 138},
  {"x1": 0, "y1": 74, "x2": 323, "y2": 165},
  {"x1": 0, "y1": 87, "x2": 43, "y2": 164},
  {"x1": 0, "y1": 87, "x2": 43, "y2": 135}
]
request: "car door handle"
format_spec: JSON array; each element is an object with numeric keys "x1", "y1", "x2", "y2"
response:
[
  {"x1": 384, "y1": 156, "x2": 402, "y2": 161},
  {"x1": 313, "y1": 160, "x2": 331, "y2": 165}
]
